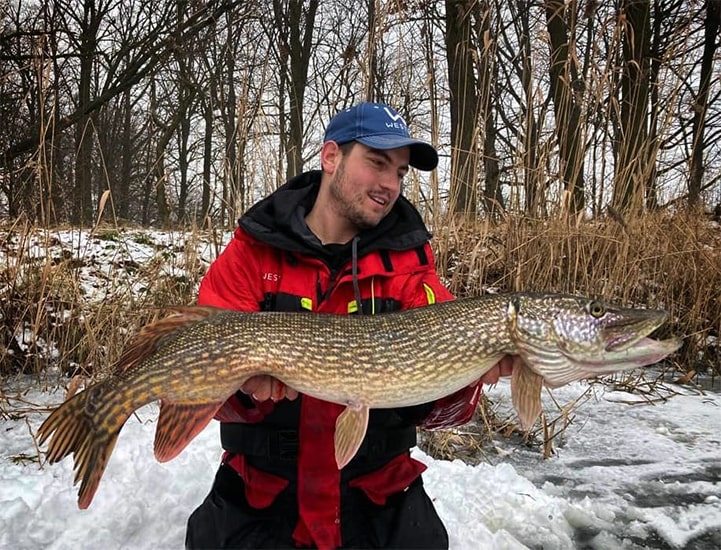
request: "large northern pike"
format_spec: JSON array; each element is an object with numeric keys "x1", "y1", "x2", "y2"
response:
[{"x1": 38, "y1": 293, "x2": 681, "y2": 509}]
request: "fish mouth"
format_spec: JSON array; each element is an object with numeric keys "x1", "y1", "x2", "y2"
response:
[
  {"x1": 602, "y1": 308, "x2": 668, "y2": 352},
  {"x1": 587, "y1": 307, "x2": 680, "y2": 371},
  {"x1": 584, "y1": 336, "x2": 683, "y2": 369},
  {"x1": 534, "y1": 335, "x2": 683, "y2": 389}
]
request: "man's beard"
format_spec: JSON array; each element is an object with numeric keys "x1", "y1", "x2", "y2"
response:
[{"x1": 328, "y1": 160, "x2": 377, "y2": 231}]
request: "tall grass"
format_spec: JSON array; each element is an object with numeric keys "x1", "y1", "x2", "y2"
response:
[
  {"x1": 0, "y1": 219, "x2": 217, "y2": 381},
  {"x1": 434, "y1": 210, "x2": 720, "y2": 378},
  {"x1": 2, "y1": 211, "x2": 718, "y2": 381}
]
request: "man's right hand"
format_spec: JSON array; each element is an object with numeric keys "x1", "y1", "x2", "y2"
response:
[{"x1": 241, "y1": 375, "x2": 299, "y2": 402}]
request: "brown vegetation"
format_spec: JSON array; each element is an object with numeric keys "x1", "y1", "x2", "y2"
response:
[
  {"x1": 2, "y1": 209, "x2": 718, "y2": 381},
  {"x1": 1, "y1": 209, "x2": 719, "y2": 460},
  {"x1": 435, "y1": 210, "x2": 720, "y2": 378}
]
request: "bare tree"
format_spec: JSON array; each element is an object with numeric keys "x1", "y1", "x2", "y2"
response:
[
  {"x1": 445, "y1": 0, "x2": 480, "y2": 215},
  {"x1": 544, "y1": 0, "x2": 585, "y2": 214},
  {"x1": 364, "y1": 0, "x2": 379, "y2": 101},
  {"x1": 211, "y1": 5, "x2": 266, "y2": 226},
  {"x1": 3, "y1": 0, "x2": 721, "y2": 226},
  {"x1": 69, "y1": 0, "x2": 111, "y2": 224},
  {"x1": 612, "y1": 0, "x2": 653, "y2": 212},
  {"x1": 0, "y1": 1, "x2": 47, "y2": 219},
  {"x1": 689, "y1": 0, "x2": 721, "y2": 207},
  {"x1": 474, "y1": 1, "x2": 503, "y2": 216},
  {"x1": 1, "y1": 0, "x2": 239, "y2": 224},
  {"x1": 495, "y1": 0, "x2": 548, "y2": 215},
  {"x1": 271, "y1": 0, "x2": 319, "y2": 180}
]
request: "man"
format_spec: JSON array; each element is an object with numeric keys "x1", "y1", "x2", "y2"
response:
[{"x1": 186, "y1": 102, "x2": 510, "y2": 549}]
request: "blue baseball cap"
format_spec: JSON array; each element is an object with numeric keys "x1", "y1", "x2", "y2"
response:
[{"x1": 324, "y1": 102, "x2": 438, "y2": 171}]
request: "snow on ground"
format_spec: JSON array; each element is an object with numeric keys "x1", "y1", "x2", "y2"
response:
[
  {"x1": 1, "y1": 377, "x2": 719, "y2": 550},
  {"x1": 479, "y1": 381, "x2": 721, "y2": 549},
  {"x1": 1, "y1": 228, "x2": 720, "y2": 549}
]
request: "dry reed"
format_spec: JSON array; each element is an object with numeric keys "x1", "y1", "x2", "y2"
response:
[
  {"x1": 2, "y1": 209, "x2": 719, "y2": 463},
  {"x1": 418, "y1": 209, "x2": 719, "y2": 462},
  {"x1": 432, "y1": 209, "x2": 720, "y2": 377}
]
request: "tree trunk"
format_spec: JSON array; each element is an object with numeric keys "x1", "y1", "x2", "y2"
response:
[
  {"x1": 445, "y1": 0, "x2": 480, "y2": 215},
  {"x1": 118, "y1": 90, "x2": 133, "y2": 221},
  {"x1": 475, "y1": 2, "x2": 503, "y2": 217},
  {"x1": 365, "y1": 0, "x2": 378, "y2": 101},
  {"x1": 177, "y1": 102, "x2": 191, "y2": 224},
  {"x1": 273, "y1": 0, "x2": 319, "y2": 180},
  {"x1": 544, "y1": 0, "x2": 585, "y2": 214},
  {"x1": 612, "y1": 0, "x2": 652, "y2": 213},
  {"x1": 202, "y1": 95, "x2": 213, "y2": 222},
  {"x1": 517, "y1": 1, "x2": 542, "y2": 216},
  {"x1": 72, "y1": 0, "x2": 100, "y2": 225},
  {"x1": 222, "y1": 10, "x2": 238, "y2": 227},
  {"x1": 689, "y1": 0, "x2": 720, "y2": 207}
]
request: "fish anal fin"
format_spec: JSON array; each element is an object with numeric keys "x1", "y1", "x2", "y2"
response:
[
  {"x1": 334, "y1": 403, "x2": 369, "y2": 469},
  {"x1": 511, "y1": 359, "x2": 544, "y2": 430},
  {"x1": 154, "y1": 399, "x2": 223, "y2": 462},
  {"x1": 113, "y1": 307, "x2": 225, "y2": 374}
]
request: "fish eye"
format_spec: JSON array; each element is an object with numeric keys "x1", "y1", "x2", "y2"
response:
[{"x1": 587, "y1": 300, "x2": 605, "y2": 318}]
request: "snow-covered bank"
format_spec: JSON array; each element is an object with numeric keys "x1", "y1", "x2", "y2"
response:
[
  {"x1": 1, "y1": 377, "x2": 719, "y2": 549},
  {"x1": 2, "y1": 227, "x2": 719, "y2": 549}
]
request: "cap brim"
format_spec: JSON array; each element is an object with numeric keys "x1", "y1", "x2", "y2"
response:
[{"x1": 356, "y1": 135, "x2": 438, "y2": 171}]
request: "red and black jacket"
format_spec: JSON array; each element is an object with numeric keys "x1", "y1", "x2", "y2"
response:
[{"x1": 197, "y1": 170, "x2": 482, "y2": 548}]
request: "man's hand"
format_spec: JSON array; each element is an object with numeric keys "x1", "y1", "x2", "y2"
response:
[
  {"x1": 478, "y1": 355, "x2": 515, "y2": 385},
  {"x1": 241, "y1": 375, "x2": 299, "y2": 402}
]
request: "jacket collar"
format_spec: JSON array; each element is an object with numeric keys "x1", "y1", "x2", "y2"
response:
[{"x1": 238, "y1": 170, "x2": 432, "y2": 263}]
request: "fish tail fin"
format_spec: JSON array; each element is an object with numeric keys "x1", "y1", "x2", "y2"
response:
[
  {"x1": 37, "y1": 386, "x2": 126, "y2": 509},
  {"x1": 112, "y1": 306, "x2": 223, "y2": 374}
]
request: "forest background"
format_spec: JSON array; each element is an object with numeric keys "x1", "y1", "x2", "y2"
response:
[{"x1": 1, "y1": 1, "x2": 720, "y2": 387}]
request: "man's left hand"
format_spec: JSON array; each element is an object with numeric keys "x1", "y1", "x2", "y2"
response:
[{"x1": 478, "y1": 355, "x2": 515, "y2": 385}]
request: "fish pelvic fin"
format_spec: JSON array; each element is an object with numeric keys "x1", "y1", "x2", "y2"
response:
[
  {"x1": 37, "y1": 385, "x2": 124, "y2": 509},
  {"x1": 154, "y1": 399, "x2": 224, "y2": 462},
  {"x1": 112, "y1": 306, "x2": 224, "y2": 374},
  {"x1": 511, "y1": 358, "x2": 544, "y2": 430},
  {"x1": 334, "y1": 403, "x2": 370, "y2": 469}
]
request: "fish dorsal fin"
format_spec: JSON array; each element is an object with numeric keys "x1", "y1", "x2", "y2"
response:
[
  {"x1": 112, "y1": 306, "x2": 223, "y2": 374},
  {"x1": 511, "y1": 358, "x2": 544, "y2": 430},
  {"x1": 154, "y1": 399, "x2": 224, "y2": 462},
  {"x1": 334, "y1": 403, "x2": 370, "y2": 469}
]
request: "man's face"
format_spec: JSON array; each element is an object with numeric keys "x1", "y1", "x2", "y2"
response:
[{"x1": 328, "y1": 143, "x2": 410, "y2": 230}]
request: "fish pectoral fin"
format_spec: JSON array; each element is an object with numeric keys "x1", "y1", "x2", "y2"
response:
[
  {"x1": 334, "y1": 403, "x2": 369, "y2": 470},
  {"x1": 154, "y1": 400, "x2": 223, "y2": 462},
  {"x1": 511, "y1": 359, "x2": 544, "y2": 430}
]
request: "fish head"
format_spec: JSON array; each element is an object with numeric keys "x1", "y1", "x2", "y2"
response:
[{"x1": 507, "y1": 294, "x2": 682, "y2": 387}]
